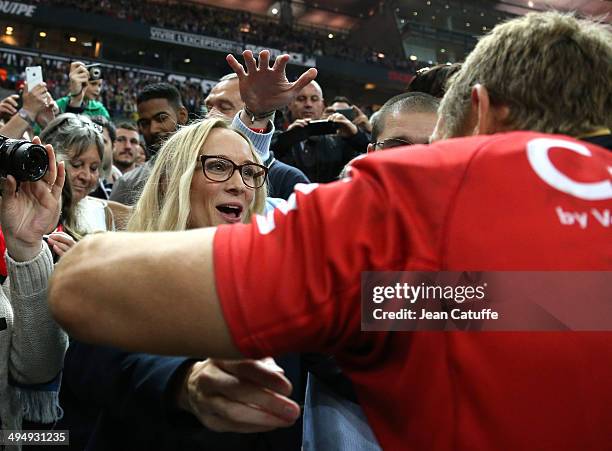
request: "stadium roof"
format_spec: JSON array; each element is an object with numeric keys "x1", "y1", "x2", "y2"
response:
[{"x1": 191, "y1": 0, "x2": 611, "y2": 30}]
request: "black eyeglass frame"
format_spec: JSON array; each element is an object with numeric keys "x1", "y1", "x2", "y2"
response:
[
  {"x1": 199, "y1": 155, "x2": 268, "y2": 189},
  {"x1": 371, "y1": 137, "x2": 414, "y2": 150}
]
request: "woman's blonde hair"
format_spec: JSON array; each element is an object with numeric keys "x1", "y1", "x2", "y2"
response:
[{"x1": 128, "y1": 118, "x2": 267, "y2": 232}]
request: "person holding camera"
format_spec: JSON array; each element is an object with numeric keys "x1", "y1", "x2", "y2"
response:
[
  {"x1": 271, "y1": 82, "x2": 369, "y2": 183},
  {"x1": 55, "y1": 62, "x2": 110, "y2": 120},
  {"x1": 0, "y1": 136, "x2": 68, "y2": 437},
  {"x1": 0, "y1": 82, "x2": 58, "y2": 140}
]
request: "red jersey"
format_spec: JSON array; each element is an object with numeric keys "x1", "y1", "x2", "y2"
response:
[{"x1": 214, "y1": 131, "x2": 612, "y2": 450}]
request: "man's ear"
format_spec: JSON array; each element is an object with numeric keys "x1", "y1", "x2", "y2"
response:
[
  {"x1": 177, "y1": 106, "x2": 189, "y2": 125},
  {"x1": 470, "y1": 84, "x2": 510, "y2": 135},
  {"x1": 367, "y1": 143, "x2": 375, "y2": 153}
]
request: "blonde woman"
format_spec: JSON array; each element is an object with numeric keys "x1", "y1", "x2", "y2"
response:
[
  {"x1": 59, "y1": 118, "x2": 301, "y2": 450},
  {"x1": 128, "y1": 117, "x2": 267, "y2": 231}
]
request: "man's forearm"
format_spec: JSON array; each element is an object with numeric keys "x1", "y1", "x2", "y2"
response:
[
  {"x1": 0, "y1": 114, "x2": 29, "y2": 139},
  {"x1": 48, "y1": 228, "x2": 240, "y2": 358}
]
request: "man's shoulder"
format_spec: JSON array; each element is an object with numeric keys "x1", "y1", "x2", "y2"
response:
[
  {"x1": 118, "y1": 164, "x2": 151, "y2": 184},
  {"x1": 270, "y1": 159, "x2": 308, "y2": 179}
]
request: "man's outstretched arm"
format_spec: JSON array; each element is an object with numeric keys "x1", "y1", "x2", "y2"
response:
[{"x1": 49, "y1": 228, "x2": 240, "y2": 358}]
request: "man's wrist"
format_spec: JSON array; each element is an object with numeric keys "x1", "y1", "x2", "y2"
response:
[
  {"x1": 69, "y1": 87, "x2": 83, "y2": 97},
  {"x1": 17, "y1": 108, "x2": 36, "y2": 126},
  {"x1": 239, "y1": 109, "x2": 271, "y2": 129},
  {"x1": 243, "y1": 105, "x2": 275, "y2": 124}
]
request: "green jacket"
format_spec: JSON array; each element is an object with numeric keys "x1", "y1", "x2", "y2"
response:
[{"x1": 56, "y1": 96, "x2": 110, "y2": 119}]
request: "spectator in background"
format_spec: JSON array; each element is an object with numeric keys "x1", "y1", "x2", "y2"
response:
[
  {"x1": 369, "y1": 92, "x2": 439, "y2": 152},
  {"x1": 0, "y1": 82, "x2": 57, "y2": 139},
  {"x1": 272, "y1": 81, "x2": 369, "y2": 183},
  {"x1": 204, "y1": 72, "x2": 309, "y2": 200},
  {"x1": 40, "y1": 114, "x2": 130, "y2": 239},
  {"x1": 112, "y1": 122, "x2": 140, "y2": 175},
  {"x1": 56, "y1": 62, "x2": 110, "y2": 119},
  {"x1": 90, "y1": 115, "x2": 121, "y2": 200},
  {"x1": 323, "y1": 96, "x2": 373, "y2": 134},
  {"x1": 110, "y1": 83, "x2": 188, "y2": 205}
]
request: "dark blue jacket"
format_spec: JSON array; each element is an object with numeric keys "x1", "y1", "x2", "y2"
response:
[{"x1": 55, "y1": 340, "x2": 304, "y2": 451}]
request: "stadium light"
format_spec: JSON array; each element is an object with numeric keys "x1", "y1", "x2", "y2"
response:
[
  {"x1": 271, "y1": 8, "x2": 278, "y2": 15},
  {"x1": 409, "y1": 55, "x2": 418, "y2": 61},
  {"x1": 364, "y1": 83, "x2": 376, "y2": 90},
  {"x1": 69, "y1": 36, "x2": 77, "y2": 42},
  {"x1": 5, "y1": 27, "x2": 13, "y2": 35},
  {"x1": 184, "y1": 58, "x2": 191, "y2": 63},
  {"x1": 39, "y1": 31, "x2": 47, "y2": 38},
  {"x1": 328, "y1": 33, "x2": 334, "y2": 39}
]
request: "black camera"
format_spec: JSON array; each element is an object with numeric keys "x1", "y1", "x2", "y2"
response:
[
  {"x1": 0, "y1": 135, "x2": 48, "y2": 182},
  {"x1": 85, "y1": 63, "x2": 102, "y2": 81}
]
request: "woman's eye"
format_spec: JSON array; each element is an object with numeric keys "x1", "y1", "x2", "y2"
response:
[
  {"x1": 207, "y1": 161, "x2": 228, "y2": 172},
  {"x1": 70, "y1": 161, "x2": 82, "y2": 168}
]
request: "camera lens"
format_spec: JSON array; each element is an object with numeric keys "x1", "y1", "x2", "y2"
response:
[
  {"x1": 20, "y1": 144, "x2": 48, "y2": 181},
  {"x1": 0, "y1": 138, "x2": 49, "y2": 182}
]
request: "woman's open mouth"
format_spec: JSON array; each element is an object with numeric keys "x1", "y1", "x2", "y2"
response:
[{"x1": 215, "y1": 203, "x2": 244, "y2": 223}]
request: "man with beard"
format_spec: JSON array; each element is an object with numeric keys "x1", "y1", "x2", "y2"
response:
[
  {"x1": 110, "y1": 83, "x2": 188, "y2": 205},
  {"x1": 113, "y1": 122, "x2": 140, "y2": 175}
]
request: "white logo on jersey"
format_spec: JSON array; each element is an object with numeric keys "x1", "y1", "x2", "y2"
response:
[
  {"x1": 526, "y1": 138, "x2": 612, "y2": 201},
  {"x1": 255, "y1": 183, "x2": 320, "y2": 235}
]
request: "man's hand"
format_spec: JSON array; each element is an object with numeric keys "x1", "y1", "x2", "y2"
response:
[
  {"x1": 352, "y1": 105, "x2": 372, "y2": 133},
  {"x1": 328, "y1": 112, "x2": 358, "y2": 138},
  {"x1": 178, "y1": 357, "x2": 301, "y2": 433},
  {"x1": 0, "y1": 94, "x2": 19, "y2": 117},
  {"x1": 1, "y1": 137, "x2": 65, "y2": 261},
  {"x1": 22, "y1": 82, "x2": 51, "y2": 118},
  {"x1": 68, "y1": 61, "x2": 88, "y2": 105},
  {"x1": 226, "y1": 49, "x2": 317, "y2": 114},
  {"x1": 287, "y1": 118, "x2": 311, "y2": 131},
  {"x1": 36, "y1": 95, "x2": 59, "y2": 129}
]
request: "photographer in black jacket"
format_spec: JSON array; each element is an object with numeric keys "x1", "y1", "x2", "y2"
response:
[{"x1": 272, "y1": 81, "x2": 369, "y2": 183}]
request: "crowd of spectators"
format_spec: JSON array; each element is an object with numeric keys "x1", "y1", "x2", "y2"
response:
[
  {"x1": 31, "y1": 0, "x2": 414, "y2": 71},
  {"x1": 0, "y1": 51, "x2": 208, "y2": 119}
]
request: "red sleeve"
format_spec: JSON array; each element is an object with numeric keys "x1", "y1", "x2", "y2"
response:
[{"x1": 213, "y1": 139, "x2": 485, "y2": 358}]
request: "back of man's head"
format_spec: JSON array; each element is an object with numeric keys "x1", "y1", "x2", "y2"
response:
[
  {"x1": 137, "y1": 82, "x2": 184, "y2": 110},
  {"x1": 437, "y1": 12, "x2": 612, "y2": 139},
  {"x1": 371, "y1": 92, "x2": 440, "y2": 142}
]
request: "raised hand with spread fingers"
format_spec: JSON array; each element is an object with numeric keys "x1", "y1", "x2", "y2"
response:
[{"x1": 226, "y1": 49, "x2": 318, "y2": 117}]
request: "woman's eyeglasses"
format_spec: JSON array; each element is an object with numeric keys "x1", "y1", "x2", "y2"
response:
[
  {"x1": 200, "y1": 155, "x2": 268, "y2": 189},
  {"x1": 371, "y1": 137, "x2": 415, "y2": 151}
]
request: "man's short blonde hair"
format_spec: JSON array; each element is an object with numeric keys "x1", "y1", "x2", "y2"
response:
[{"x1": 438, "y1": 12, "x2": 612, "y2": 139}]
